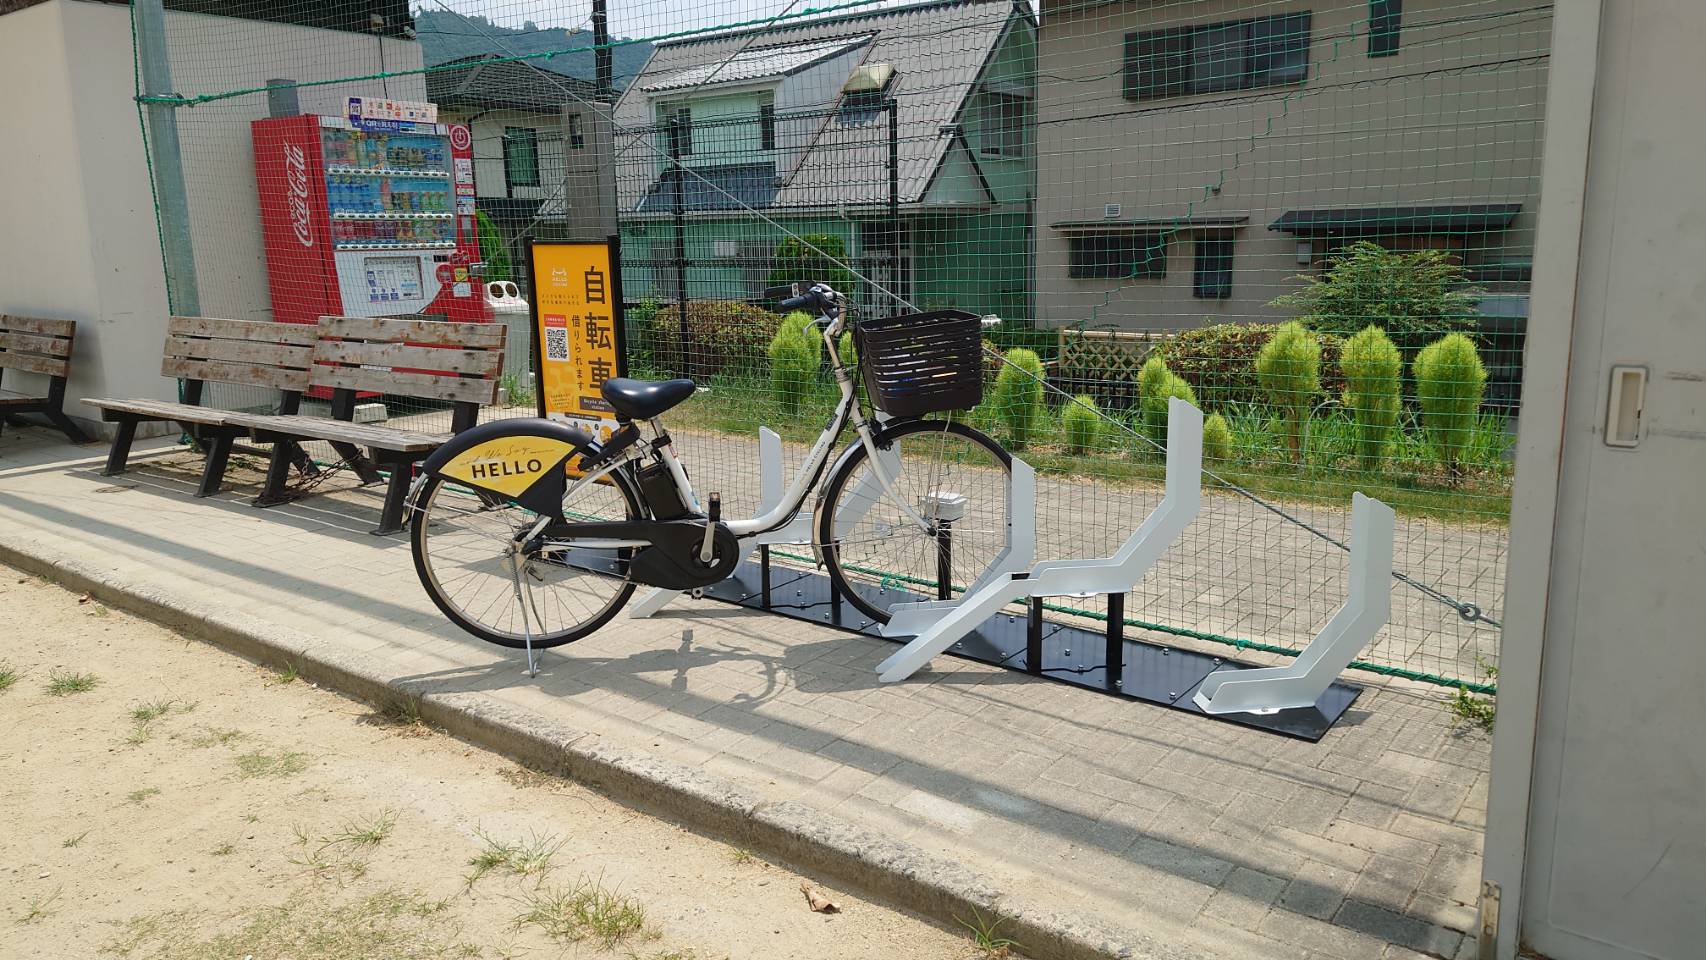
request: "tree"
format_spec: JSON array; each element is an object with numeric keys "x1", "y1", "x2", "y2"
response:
[
  {"x1": 1339, "y1": 325, "x2": 1403, "y2": 471},
  {"x1": 475, "y1": 210, "x2": 511, "y2": 281},
  {"x1": 1414, "y1": 332, "x2": 1488, "y2": 483},
  {"x1": 1255, "y1": 321, "x2": 1321, "y2": 465},
  {"x1": 1270, "y1": 240, "x2": 1482, "y2": 338},
  {"x1": 765, "y1": 234, "x2": 858, "y2": 300}
]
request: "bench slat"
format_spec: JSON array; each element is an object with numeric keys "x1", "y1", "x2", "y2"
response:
[
  {"x1": 83, "y1": 397, "x2": 236, "y2": 425},
  {"x1": 168, "y1": 315, "x2": 317, "y2": 346},
  {"x1": 0, "y1": 350, "x2": 71, "y2": 378},
  {"x1": 319, "y1": 314, "x2": 506, "y2": 349},
  {"x1": 164, "y1": 335, "x2": 313, "y2": 368},
  {"x1": 0, "y1": 330, "x2": 74, "y2": 358},
  {"x1": 0, "y1": 315, "x2": 76, "y2": 339},
  {"x1": 226, "y1": 412, "x2": 447, "y2": 452},
  {"x1": 310, "y1": 363, "x2": 499, "y2": 405},
  {"x1": 162, "y1": 356, "x2": 312, "y2": 392},
  {"x1": 316, "y1": 339, "x2": 503, "y2": 377},
  {"x1": 0, "y1": 387, "x2": 44, "y2": 407}
]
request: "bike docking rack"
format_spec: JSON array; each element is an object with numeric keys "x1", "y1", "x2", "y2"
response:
[{"x1": 629, "y1": 398, "x2": 1393, "y2": 741}]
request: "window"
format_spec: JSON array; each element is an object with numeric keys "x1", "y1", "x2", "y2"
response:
[
  {"x1": 979, "y1": 92, "x2": 1025, "y2": 157},
  {"x1": 502, "y1": 127, "x2": 539, "y2": 189},
  {"x1": 759, "y1": 103, "x2": 776, "y2": 151},
  {"x1": 662, "y1": 107, "x2": 693, "y2": 158},
  {"x1": 1068, "y1": 232, "x2": 1167, "y2": 280},
  {"x1": 1369, "y1": 0, "x2": 1401, "y2": 57},
  {"x1": 1124, "y1": 12, "x2": 1313, "y2": 101},
  {"x1": 567, "y1": 114, "x2": 585, "y2": 150},
  {"x1": 1193, "y1": 235, "x2": 1235, "y2": 298}
]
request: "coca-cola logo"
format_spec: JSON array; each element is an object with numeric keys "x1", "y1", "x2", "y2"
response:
[{"x1": 283, "y1": 143, "x2": 314, "y2": 248}]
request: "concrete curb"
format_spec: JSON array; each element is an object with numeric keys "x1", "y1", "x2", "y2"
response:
[{"x1": 0, "y1": 531, "x2": 1211, "y2": 960}]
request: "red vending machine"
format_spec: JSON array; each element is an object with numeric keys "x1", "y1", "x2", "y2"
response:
[{"x1": 253, "y1": 99, "x2": 491, "y2": 328}]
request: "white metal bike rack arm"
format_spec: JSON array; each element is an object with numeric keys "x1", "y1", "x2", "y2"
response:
[
  {"x1": 1191, "y1": 492, "x2": 1394, "y2": 715},
  {"x1": 876, "y1": 398, "x2": 1203, "y2": 683}
]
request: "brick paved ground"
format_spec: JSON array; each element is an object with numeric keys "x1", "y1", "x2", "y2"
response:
[{"x1": 0, "y1": 426, "x2": 1491, "y2": 959}]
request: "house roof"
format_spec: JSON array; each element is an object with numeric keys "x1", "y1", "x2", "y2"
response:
[
  {"x1": 614, "y1": 0, "x2": 1029, "y2": 213},
  {"x1": 640, "y1": 36, "x2": 873, "y2": 93},
  {"x1": 427, "y1": 54, "x2": 599, "y2": 113},
  {"x1": 636, "y1": 163, "x2": 781, "y2": 212}
]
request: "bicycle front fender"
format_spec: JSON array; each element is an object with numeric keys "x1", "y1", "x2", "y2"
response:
[{"x1": 419, "y1": 417, "x2": 598, "y2": 520}]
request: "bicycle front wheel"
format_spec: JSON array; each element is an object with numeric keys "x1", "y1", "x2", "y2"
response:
[
  {"x1": 411, "y1": 468, "x2": 642, "y2": 649},
  {"x1": 817, "y1": 418, "x2": 1013, "y2": 623}
]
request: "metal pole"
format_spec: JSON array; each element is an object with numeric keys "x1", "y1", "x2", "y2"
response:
[
  {"x1": 887, "y1": 98, "x2": 900, "y2": 313},
  {"x1": 134, "y1": 0, "x2": 201, "y2": 316},
  {"x1": 669, "y1": 118, "x2": 689, "y2": 376},
  {"x1": 592, "y1": 0, "x2": 613, "y2": 100}
]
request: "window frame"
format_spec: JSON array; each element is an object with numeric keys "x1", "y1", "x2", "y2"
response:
[
  {"x1": 1369, "y1": 0, "x2": 1402, "y2": 57},
  {"x1": 759, "y1": 102, "x2": 776, "y2": 152},
  {"x1": 1067, "y1": 232, "x2": 1168, "y2": 280},
  {"x1": 1193, "y1": 234, "x2": 1235, "y2": 299},
  {"x1": 660, "y1": 106, "x2": 694, "y2": 158},
  {"x1": 978, "y1": 91, "x2": 1027, "y2": 158},
  {"x1": 1124, "y1": 12, "x2": 1314, "y2": 101},
  {"x1": 567, "y1": 113, "x2": 585, "y2": 150},
  {"x1": 502, "y1": 126, "x2": 541, "y2": 190}
]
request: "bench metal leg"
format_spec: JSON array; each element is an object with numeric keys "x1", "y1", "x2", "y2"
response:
[
  {"x1": 197, "y1": 433, "x2": 234, "y2": 498},
  {"x1": 46, "y1": 411, "x2": 93, "y2": 445},
  {"x1": 256, "y1": 438, "x2": 296, "y2": 507},
  {"x1": 331, "y1": 440, "x2": 385, "y2": 486},
  {"x1": 104, "y1": 419, "x2": 139, "y2": 476},
  {"x1": 374, "y1": 463, "x2": 413, "y2": 536}
]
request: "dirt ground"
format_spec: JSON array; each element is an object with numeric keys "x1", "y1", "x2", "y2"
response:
[{"x1": 0, "y1": 565, "x2": 988, "y2": 960}]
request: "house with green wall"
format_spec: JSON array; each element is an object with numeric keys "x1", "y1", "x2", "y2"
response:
[{"x1": 611, "y1": 0, "x2": 1037, "y2": 322}]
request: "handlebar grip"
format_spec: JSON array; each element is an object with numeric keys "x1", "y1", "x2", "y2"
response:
[
  {"x1": 779, "y1": 293, "x2": 815, "y2": 311},
  {"x1": 762, "y1": 284, "x2": 797, "y2": 301}
]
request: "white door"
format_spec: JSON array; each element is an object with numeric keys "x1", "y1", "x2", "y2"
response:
[{"x1": 1518, "y1": 3, "x2": 1706, "y2": 957}]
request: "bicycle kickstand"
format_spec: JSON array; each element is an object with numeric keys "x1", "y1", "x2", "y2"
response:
[{"x1": 509, "y1": 552, "x2": 540, "y2": 678}]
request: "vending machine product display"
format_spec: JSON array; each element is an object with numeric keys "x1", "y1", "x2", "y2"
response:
[{"x1": 252, "y1": 108, "x2": 492, "y2": 327}]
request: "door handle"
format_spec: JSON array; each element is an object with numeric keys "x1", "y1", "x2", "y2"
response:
[{"x1": 1604, "y1": 365, "x2": 1647, "y2": 448}]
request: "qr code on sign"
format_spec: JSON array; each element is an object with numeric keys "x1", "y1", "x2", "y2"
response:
[{"x1": 545, "y1": 328, "x2": 569, "y2": 362}]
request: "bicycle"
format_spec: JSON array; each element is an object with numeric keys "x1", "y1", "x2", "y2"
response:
[{"x1": 407, "y1": 282, "x2": 1014, "y2": 668}]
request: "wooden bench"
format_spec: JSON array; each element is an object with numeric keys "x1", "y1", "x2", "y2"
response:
[
  {"x1": 85, "y1": 317, "x2": 316, "y2": 496},
  {"x1": 0, "y1": 314, "x2": 90, "y2": 444},
  {"x1": 225, "y1": 315, "x2": 505, "y2": 535}
]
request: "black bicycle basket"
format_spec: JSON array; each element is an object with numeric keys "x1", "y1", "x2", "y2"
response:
[{"x1": 853, "y1": 309, "x2": 983, "y2": 418}]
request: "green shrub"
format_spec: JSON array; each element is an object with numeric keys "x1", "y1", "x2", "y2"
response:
[
  {"x1": 1136, "y1": 355, "x2": 1197, "y2": 445},
  {"x1": 1062, "y1": 395, "x2": 1101, "y2": 454},
  {"x1": 1269, "y1": 240, "x2": 1483, "y2": 338},
  {"x1": 765, "y1": 234, "x2": 858, "y2": 301},
  {"x1": 1340, "y1": 325, "x2": 1403, "y2": 472},
  {"x1": 768, "y1": 311, "x2": 822, "y2": 414},
  {"x1": 1414, "y1": 332, "x2": 1488, "y2": 481},
  {"x1": 1160, "y1": 322, "x2": 1343, "y2": 408},
  {"x1": 1202, "y1": 413, "x2": 1233, "y2": 463},
  {"x1": 991, "y1": 348, "x2": 1045, "y2": 448},
  {"x1": 475, "y1": 210, "x2": 511, "y2": 281},
  {"x1": 836, "y1": 330, "x2": 858, "y2": 373},
  {"x1": 1255, "y1": 321, "x2": 1321, "y2": 465},
  {"x1": 647, "y1": 300, "x2": 779, "y2": 377}
]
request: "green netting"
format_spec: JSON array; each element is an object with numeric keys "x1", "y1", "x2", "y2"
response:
[{"x1": 130, "y1": 0, "x2": 1550, "y2": 694}]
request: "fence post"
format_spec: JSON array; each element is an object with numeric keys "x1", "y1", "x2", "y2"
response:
[
  {"x1": 670, "y1": 116, "x2": 690, "y2": 375},
  {"x1": 887, "y1": 98, "x2": 901, "y2": 313},
  {"x1": 134, "y1": 0, "x2": 201, "y2": 316}
]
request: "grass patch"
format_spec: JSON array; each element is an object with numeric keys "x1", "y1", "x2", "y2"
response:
[
  {"x1": 269, "y1": 661, "x2": 300, "y2": 685},
  {"x1": 958, "y1": 908, "x2": 1021, "y2": 958},
  {"x1": 62, "y1": 831, "x2": 90, "y2": 848},
  {"x1": 0, "y1": 663, "x2": 19, "y2": 694},
  {"x1": 235, "y1": 749, "x2": 311, "y2": 779},
  {"x1": 727, "y1": 847, "x2": 759, "y2": 866},
  {"x1": 107, "y1": 891, "x2": 478, "y2": 959},
  {"x1": 369, "y1": 696, "x2": 433, "y2": 736},
  {"x1": 465, "y1": 830, "x2": 564, "y2": 888},
  {"x1": 45, "y1": 670, "x2": 99, "y2": 697},
  {"x1": 130, "y1": 700, "x2": 174, "y2": 724},
  {"x1": 497, "y1": 764, "x2": 561, "y2": 791},
  {"x1": 324, "y1": 809, "x2": 398, "y2": 850},
  {"x1": 1447, "y1": 656, "x2": 1499, "y2": 732},
  {"x1": 16, "y1": 887, "x2": 61, "y2": 925},
  {"x1": 211, "y1": 842, "x2": 235, "y2": 856},
  {"x1": 512, "y1": 876, "x2": 653, "y2": 948},
  {"x1": 189, "y1": 727, "x2": 247, "y2": 748},
  {"x1": 126, "y1": 787, "x2": 161, "y2": 806}
]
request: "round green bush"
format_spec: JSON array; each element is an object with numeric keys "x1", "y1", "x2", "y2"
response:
[
  {"x1": 1159, "y1": 323, "x2": 1343, "y2": 408},
  {"x1": 647, "y1": 300, "x2": 780, "y2": 377},
  {"x1": 1202, "y1": 412, "x2": 1234, "y2": 463},
  {"x1": 1136, "y1": 355, "x2": 1197, "y2": 445},
  {"x1": 768, "y1": 311, "x2": 822, "y2": 414},
  {"x1": 1339, "y1": 325, "x2": 1403, "y2": 472},
  {"x1": 1255, "y1": 321, "x2": 1321, "y2": 464},
  {"x1": 1062, "y1": 395, "x2": 1102, "y2": 455},
  {"x1": 991, "y1": 348, "x2": 1045, "y2": 448},
  {"x1": 1414, "y1": 332, "x2": 1487, "y2": 479}
]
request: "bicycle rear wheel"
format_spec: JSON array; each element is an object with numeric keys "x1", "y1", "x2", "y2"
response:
[
  {"x1": 817, "y1": 418, "x2": 1013, "y2": 623},
  {"x1": 411, "y1": 468, "x2": 642, "y2": 649}
]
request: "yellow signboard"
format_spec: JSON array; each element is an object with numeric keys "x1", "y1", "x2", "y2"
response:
[
  {"x1": 527, "y1": 238, "x2": 625, "y2": 444},
  {"x1": 436, "y1": 435, "x2": 582, "y2": 498}
]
